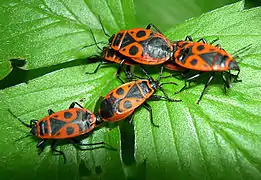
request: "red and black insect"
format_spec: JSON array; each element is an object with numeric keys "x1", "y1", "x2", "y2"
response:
[
  {"x1": 98, "y1": 67, "x2": 181, "y2": 127},
  {"x1": 86, "y1": 17, "x2": 173, "y2": 82},
  {"x1": 170, "y1": 36, "x2": 249, "y2": 104},
  {"x1": 9, "y1": 102, "x2": 106, "y2": 163},
  {"x1": 107, "y1": 24, "x2": 173, "y2": 65}
]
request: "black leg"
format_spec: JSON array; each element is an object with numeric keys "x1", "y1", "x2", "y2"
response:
[
  {"x1": 128, "y1": 112, "x2": 135, "y2": 124},
  {"x1": 86, "y1": 61, "x2": 110, "y2": 75},
  {"x1": 159, "y1": 82, "x2": 178, "y2": 86},
  {"x1": 175, "y1": 72, "x2": 202, "y2": 94},
  {"x1": 197, "y1": 38, "x2": 207, "y2": 43},
  {"x1": 69, "y1": 102, "x2": 83, "y2": 109},
  {"x1": 196, "y1": 73, "x2": 215, "y2": 104},
  {"x1": 142, "y1": 102, "x2": 159, "y2": 128},
  {"x1": 184, "y1": 36, "x2": 193, "y2": 41},
  {"x1": 146, "y1": 24, "x2": 163, "y2": 34},
  {"x1": 156, "y1": 65, "x2": 164, "y2": 82},
  {"x1": 116, "y1": 60, "x2": 127, "y2": 83},
  {"x1": 141, "y1": 65, "x2": 181, "y2": 102},
  {"x1": 36, "y1": 140, "x2": 45, "y2": 155},
  {"x1": 158, "y1": 86, "x2": 182, "y2": 102},
  {"x1": 222, "y1": 71, "x2": 242, "y2": 95},
  {"x1": 72, "y1": 139, "x2": 116, "y2": 151},
  {"x1": 124, "y1": 65, "x2": 133, "y2": 81},
  {"x1": 209, "y1": 38, "x2": 219, "y2": 45},
  {"x1": 221, "y1": 72, "x2": 230, "y2": 94},
  {"x1": 128, "y1": 65, "x2": 148, "y2": 80},
  {"x1": 50, "y1": 141, "x2": 66, "y2": 164},
  {"x1": 157, "y1": 69, "x2": 181, "y2": 102},
  {"x1": 223, "y1": 79, "x2": 228, "y2": 95},
  {"x1": 150, "y1": 94, "x2": 173, "y2": 101},
  {"x1": 234, "y1": 70, "x2": 241, "y2": 82},
  {"x1": 48, "y1": 109, "x2": 55, "y2": 115},
  {"x1": 215, "y1": 44, "x2": 221, "y2": 49},
  {"x1": 139, "y1": 65, "x2": 153, "y2": 82}
]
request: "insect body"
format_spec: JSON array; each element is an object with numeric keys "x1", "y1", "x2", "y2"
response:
[
  {"x1": 9, "y1": 102, "x2": 104, "y2": 163},
  {"x1": 108, "y1": 25, "x2": 173, "y2": 65},
  {"x1": 170, "y1": 36, "x2": 247, "y2": 104},
  {"x1": 99, "y1": 67, "x2": 180, "y2": 127},
  {"x1": 173, "y1": 37, "x2": 240, "y2": 72},
  {"x1": 86, "y1": 21, "x2": 173, "y2": 82}
]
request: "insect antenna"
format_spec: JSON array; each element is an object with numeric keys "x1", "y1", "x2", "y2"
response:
[
  {"x1": 232, "y1": 44, "x2": 252, "y2": 58},
  {"x1": 230, "y1": 44, "x2": 252, "y2": 64},
  {"x1": 98, "y1": 15, "x2": 111, "y2": 37},
  {"x1": 15, "y1": 134, "x2": 33, "y2": 142},
  {"x1": 81, "y1": 28, "x2": 107, "y2": 51},
  {"x1": 8, "y1": 109, "x2": 32, "y2": 128}
]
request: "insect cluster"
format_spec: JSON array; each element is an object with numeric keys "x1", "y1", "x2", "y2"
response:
[{"x1": 9, "y1": 18, "x2": 247, "y2": 163}]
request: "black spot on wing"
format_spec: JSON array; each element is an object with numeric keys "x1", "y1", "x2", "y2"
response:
[
  {"x1": 116, "y1": 87, "x2": 125, "y2": 95},
  {"x1": 50, "y1": 118, "x2": 66, "y2": 135},
  {"x1": 125, "y1": 84, "x2": 143, "y2": 98},
  {"x1": 64, "y1": 111, "x2": 72, "y2": 119},
  {"x1": 129, "y1": 46, "x2": 139, "y2": 55},
  {"x1": 136, "y1": 30, "x2": 146, "y2": 38},
  {"x1": 123, "y1": 100, "x2": 132, "y2": 109},
  {"x1": 66, "y1": 126, "x2": 74, "y2": 135},
  {"x1": 197, "y1": 45, "x2": 205, "y2": 51},
  {"x1": 190, "y1": 59, "x2": 198, "y2": 66}
]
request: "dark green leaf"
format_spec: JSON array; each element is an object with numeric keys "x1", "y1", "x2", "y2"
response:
[{"x1": 0, "y1": 0, "x2": 135, "y2": 80}]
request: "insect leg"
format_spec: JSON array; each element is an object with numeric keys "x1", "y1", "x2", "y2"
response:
[
  {"x1": 50, "y1": 141, "x2": 66, "y2": 164},
  {"x1": 197, "y1": 72, "x2": 215, "y2": 104},
  {"x1": 69, "y1": 102, "x2": 84, "y2": 109},
  {"x1": 142, "y1": 102, "x2": 159, "y2": 128},
  {"x1": 48, "y1": 109, "x2": 55, "y2": 115},
  {"x1": 146, "y1": 24, "x2": 163, "y2": 34}
]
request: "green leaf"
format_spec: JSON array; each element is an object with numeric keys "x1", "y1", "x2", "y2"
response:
[
  {"x1": 0, "y1": 65, "x2": 125, "y2": 180},
  {"x1": 135, "y1": 1, "x2": 261, "y2": 179},
  {"x1": 1, "y1": 1, "x2": 261, "y2": 180},
  {"x1": 0, "y1": 0, "x2": 135, "y2": 80}
]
